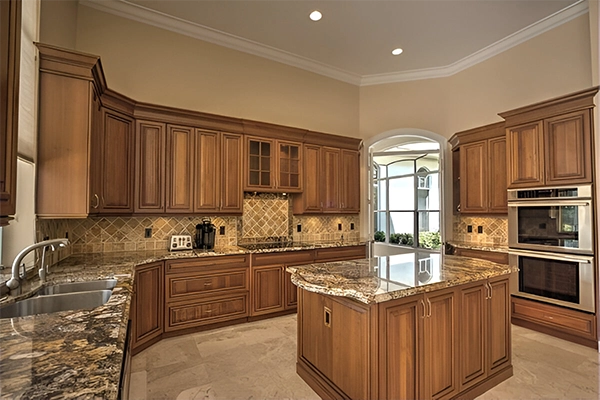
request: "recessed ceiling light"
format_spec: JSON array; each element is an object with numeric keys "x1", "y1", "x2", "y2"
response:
[
  {"x1": 392, "y1": 48, "x2": 403, "y2": 56},
  {"x1": 309, "y1": 10, "x2": 322, "y2": 21}
]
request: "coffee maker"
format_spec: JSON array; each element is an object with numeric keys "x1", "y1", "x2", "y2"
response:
[{"x1": 195, "y1": 218, "x2": 216, "y2": 250}]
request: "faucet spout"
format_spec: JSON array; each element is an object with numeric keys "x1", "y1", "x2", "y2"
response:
[{"x1": 6, "y1": 238, "x2": 70, "y2": 292}]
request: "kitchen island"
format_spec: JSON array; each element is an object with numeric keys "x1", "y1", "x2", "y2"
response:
[{"x1": 288, "y1": 252, "x2": 517, "y2": 400}]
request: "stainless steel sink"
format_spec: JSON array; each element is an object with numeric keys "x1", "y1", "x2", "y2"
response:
[
  {"x1": 0, "y1": 290, "x2": 113, "y2": 319},
  {"x1": 38, "y1": 279, "x2": 118, "y2": 295}
]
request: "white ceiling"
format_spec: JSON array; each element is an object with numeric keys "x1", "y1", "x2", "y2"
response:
[{"x1": 82, "y1": 0, "x2": 586, "y2": 85}]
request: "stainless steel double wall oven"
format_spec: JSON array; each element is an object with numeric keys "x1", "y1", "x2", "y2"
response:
[{"x1": 508, "y1": 185, "x2": 595, "y2": 313}]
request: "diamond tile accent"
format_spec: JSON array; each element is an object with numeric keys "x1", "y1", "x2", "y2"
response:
[{"x1": 452, "y1": 215, "x2": 507, "y2": 245}]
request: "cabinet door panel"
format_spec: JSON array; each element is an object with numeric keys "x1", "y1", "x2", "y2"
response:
[
  {"x1": 132, "y1": 261, "x2": 164, "y2": 350},
  {"x1": 488, "y1": 137, "x2": 507, "y2": 213},
  {"x1": 251, "y1": 265, "x2": 285, "y2": 315},
  {"x1": 488, "y1": 278, "x2": 510, "y2": 374},
  {"x1": 293, "y1": 144, "x2": 322, "y2": 213},
  {"x1": 379, "y1": 297, "x2": 422, "y2": 400},
  {"x1": 460, "y1": 141, "x2": 487, "y2": 213},
  {"x1": 277, "y1": 141, "x2": 302, "y2": 192},
  {"x1": 221, "y1": 133, "x2": 243, "y2": 213},
  {"x1": 322, "y1": 147, "x2": 340, "y2": 211},
  {"x1": 135, "y1": 120, "x2": 165, "y2": 212},
  {"x1": 426, "y1": 289, "x2": 457, "y2": 400},
  {"x1": 507, "y1": 122, "x2": 544, "y2": 188},
  {"x1": 341, "y1": 150, "x2": 360, "y2": 212},
  {"x1": 245, "y1": 137, "x2": 274, "y2": 190},
  {"x1": 195, "y1": 130, "x2": 220, "y2": 212},
  {"x1": 166, "y1": 125, "x2": 194, "y2": 212},
  {"x1": 100, "y1": 110, "x2": 134, "y2": 212},
  {"x1": 459, "y1": 283, "x2": 487, "y2": 391},
  {"x1": 544, "y1": 110, "x2": 592, "y2": 185},
  {"x1": 284, "y1": 271, "x2": 297, "y2": 309}
]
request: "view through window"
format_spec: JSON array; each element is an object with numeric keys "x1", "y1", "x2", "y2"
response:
[{"x1": 373, "y1": 139, "x2": 441, "y2": 251}]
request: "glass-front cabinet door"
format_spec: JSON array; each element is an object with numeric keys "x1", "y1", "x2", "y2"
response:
[
  {"x1": 245, "y1": 137, "x2": 274, "y2": 190},
  {"x1": 277, "y1": 141, "x2": 302, "y2": 192}
]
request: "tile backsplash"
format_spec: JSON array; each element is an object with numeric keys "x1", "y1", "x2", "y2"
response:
[
  {"x1": 37, "y1": 193, "x2": 361, "y2": 256},
  {"x1": 452, "y1": 215, "x2": 507, "y2": 245}
]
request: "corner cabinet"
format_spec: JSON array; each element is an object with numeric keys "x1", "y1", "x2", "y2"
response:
[
  {"x1": 131, "y1": 261, "x2": 164, "y2": 355},
  {"x1": 451, "y1": 122, "x2": 507, "y2": 214},
  {"x1": 500, "y1": 87, "x2": 598, "y2": 189},
  {"x1": 0, "y1": 0, "x2": 21, "y2": 225},
  {"x1": 244, "y1": 136, "x2": 302, "y2": 193}
]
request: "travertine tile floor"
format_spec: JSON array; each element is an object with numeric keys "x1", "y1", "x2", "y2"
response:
[{"x1": 129, "y1": 314, "x2": 599, "y2": 400}]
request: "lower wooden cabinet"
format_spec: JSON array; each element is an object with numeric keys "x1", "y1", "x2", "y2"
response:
[
  {"x1": 166, "y1": 294, "x2": 249, "y2": 331},
  {"x1": 314, "y1": 245, "x2": 366, "y2": 262},
  {"x1": 251, "y1": 264, "x2": 285, "y2": 316},
  {"x1": 297, "y1": 276, "x2": 512, "y2": 400},
  {"x1": 459, "y1": 277, "x2": 511, "y2": 392},
  {"x1": 284, "y1": 271, "x2": 297, "y2": 309},
  {"x1": 379, "y1": 287, "x2": 457, "y2": 400},
  {"x1": 131, "y1": 261, "x2": 164, "y2": 354}
]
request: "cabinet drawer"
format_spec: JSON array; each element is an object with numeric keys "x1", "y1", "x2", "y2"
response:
[
  {"x1": 456, "y1": 248, "x2": 508, "y2": 264},
  {"x1": 166, "y1": 268, "x2": 249, "y2": 301},
  {"x1": 314, "y1": 245, "x2": 366, "y2": 262},
  {"x1": 165, "y1": 254, "x2": 249, "y2": 274},
  {"x1": 512, "y1": 296, "x2": 596, "y2": 340},
  {"x1": 165, "y1": 294, "x2": 248, "y2": 331},
  {"x1": 252, "y1": 250, "x2": 314, "y2": 266}
]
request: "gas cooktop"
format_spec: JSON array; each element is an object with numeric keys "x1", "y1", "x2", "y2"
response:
[{"x1": 237, "y1": 242, "x2": 313, "y2": 251}]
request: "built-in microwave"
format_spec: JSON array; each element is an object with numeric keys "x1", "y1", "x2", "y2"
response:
[
  {"x1": 509, "y1": 249, "x2": 595, "y2": 313},
  {"x1": 507, "y1": 185, "x2": 593, "y2": 255}
]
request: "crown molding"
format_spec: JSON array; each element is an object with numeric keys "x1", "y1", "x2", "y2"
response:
[
  {"x1": 79, "y1": 0, "x2": 587, "y2": 87},
  {"x1": 79, "y1": 0, "x2": 362, "y2": 85},
  {"x1": 360, "y1": 0, "x2": 588, "y2": 86}
]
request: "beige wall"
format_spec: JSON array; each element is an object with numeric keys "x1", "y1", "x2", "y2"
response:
[
  {"x1": 67, "y1": 5, "x2": 359, "y2": 137},
  {"x1": 39, "y1": 0, "x2": 78, "y2": 50},
  {"x1": 359, "y1": 14, "x2": 593, "y2": 140}
]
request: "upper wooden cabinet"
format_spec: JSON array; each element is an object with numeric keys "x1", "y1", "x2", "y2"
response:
[
  {"x1": 0, "y1": 0, "x2": 20, "y2": 226},
  {"x1": 499, "y1": 87, "x2": 598, "y2": 188},
  {"x1": 135, "y1": 120, "x2": 166, "y2": 213},
  {"x1": 450, "y1": 122, "x2": 507, "y2": 215},
  {"x1": 36, "y1": 44, "x2": 107, "y2": 218},
  {"x1": 91, "y1": 105, "x2": 135, "y2": 214},
  {"x1": 244, "y1": 136, "x2": 302, "y2": 193},
  {"x1": 293, "y1": 144, "x2": 360, "y2": 214},
  {"x1": 165, "y1": 124, "x2": 195, "y2": 213}
]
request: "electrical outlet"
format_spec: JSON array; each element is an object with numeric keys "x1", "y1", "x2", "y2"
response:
[
  {"x1": 297, "y1": 224, "x2": 302, "y2": 233},
  {"x1": 144, "y1": 228, "x2": 152, "y2": 238},
  {"x1": 65, "y1": 232, "x2": 69, "y2": 239},
  {"x1": 477, "y1": 226, "x2": 483, "y2": 234},
  {"x1": 43, "y1": 236, "x2": 50, "y2": 241},
  {"x1": 219, "y1": 226, "x2": 225, "y2": 235},
  {"x1": 350, "y1": 223, "x2": 355, "y2": 230},
  {"x1": 467, "y1": 225, "x2": 472, "y2": 233},
  {"x1": 338, "y1": 223, "x2": 342, "y2": 231}
]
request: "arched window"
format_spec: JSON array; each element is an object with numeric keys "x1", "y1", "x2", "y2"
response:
[{"x1": 371, "y1": 136, "x2": 441, "y2": 251}]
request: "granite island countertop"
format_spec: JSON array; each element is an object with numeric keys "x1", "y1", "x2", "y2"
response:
[
  {"x1": 0, "y1": 241, "x2": 364, "y2": 399},
  {"x1": 288, "y1": 252, "x2": 517, "y2": 304}
]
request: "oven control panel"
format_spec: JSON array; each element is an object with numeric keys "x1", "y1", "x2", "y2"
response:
[{"x1": 169, "y1": 235, "x2": 193, "y2": 251}]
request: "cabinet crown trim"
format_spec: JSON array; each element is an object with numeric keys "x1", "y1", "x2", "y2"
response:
[{"x1": 450, "y1": 122, "x2": 505, "y2": 148}]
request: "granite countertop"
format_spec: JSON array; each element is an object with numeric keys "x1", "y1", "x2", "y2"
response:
[
  {"x1": 0, "y1": 241, "x2": 364, "y2": 399},
  {"x1": 447, "y1": 241, "x2": 509, "y2": 253},
  {"x1": 288, "y1": 252, "x2": 517, "y2": 304}
]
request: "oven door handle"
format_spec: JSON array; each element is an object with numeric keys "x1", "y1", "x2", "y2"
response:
[
  {"x1": 508, "y1": 249, "x2": 592, "y2": 263},
  {"x1": 507, "y1": 200, "x2": 591, "y2": 207}
]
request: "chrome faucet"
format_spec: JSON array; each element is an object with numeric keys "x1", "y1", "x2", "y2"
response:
[{"x1": 6, "y1": 239, "x2": 69, "y2": 293}]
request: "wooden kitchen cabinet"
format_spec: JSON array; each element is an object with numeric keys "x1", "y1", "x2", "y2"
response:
[
  {"x1": 195, "y1": 130, "x2": 243, "y2": 214},
  {"x1": 293, "y1": 144, "x2": 322, "y2": 213},
  {"x1": 131, "y1": 261, "x2": 164, "y2": 355},
  {"x1": 36, "y1": 44, "x2": 105, "y2": 218},
  {"x1": 92, "y1": 107, "x2": 135, "y2": 214},
  {"x1": 379, "y1": 287, "x2": 457, "y2": 400},
  {"x1": 458, "y1": 276, "x2": 510, "y2": 392},
  {"x1": 451, "y1": 122, "x2": 507, "y2": 215},
  {"x1": 321, "y1": 147, "x2": 341, "y2": 211},
  {"x1": 166, "y1": 124, "x2": 195, "y2": 213},
  {"x1": 340, "y1": 149, "x2": 360, "y2": 212},
  {"x1": 499, "y1": 87, "x2": 598, "y2": 188},
  {"x1": 251, "y1": 250, "x2": 313, "y2": 316},
  {"x1": 244, "y1": 136, "x2": 302, "y2": 193},
  {"x1": 0, "y1": 0, "x2": 20, "y2": 225},
  {"x1": 135, "y1": 120, "x2": 166, "y2": 212}
]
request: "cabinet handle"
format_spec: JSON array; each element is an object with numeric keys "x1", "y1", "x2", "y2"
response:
[
  {"x1": 101, "y1": 195, "x2": 105, "y2": 207},
  {"x1": 320, "y1": 202, "x2": 323, "y2": 208},
  {"x1": 426, "y1": 298, "x2": 432, "y2": 318},
  {"x1": 488, "y1": 283, "x2": 493, "y2": 299},
  {"x1": 204, "y1": 282, "x2": 212, "y2": 286},
  {"x1": 92, "y1": 194, "x2": 99, "y2": 209},
  {"x1": 419, "y1": 300, "x2": 426, "y2": 319},
  {"x1": 324, "y1": 306, "x2": 332, "y2": 327},
  {"x1": 456, "y1": 204, "x2": 461, "y2": 213}
]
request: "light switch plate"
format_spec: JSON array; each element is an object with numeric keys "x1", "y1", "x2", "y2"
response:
[{"x1": 169, "y1": 235, "x2": 192, "y2": 251}]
